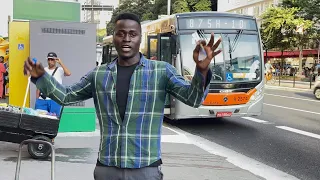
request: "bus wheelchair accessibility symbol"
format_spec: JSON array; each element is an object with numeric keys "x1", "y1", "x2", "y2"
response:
[{"x1": 226, "y1": 73, "x2": 233, "y2": 82}]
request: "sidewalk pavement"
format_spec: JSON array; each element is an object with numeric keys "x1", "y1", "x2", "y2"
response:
[
  {"x1": 266, "y1": 80, "x2": 315, "y2": 90},
  {"x1": 0, "y1": 125, "x2": 265, "y2": 180}
]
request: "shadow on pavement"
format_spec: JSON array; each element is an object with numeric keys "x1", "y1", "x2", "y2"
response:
[
  {"x1": 3, "y1": 148, "x2": 98, "y2": 165},
  {"x1": 295, "y1": 92, "x2": 315, "y2": 99},
  {"x1": 164, "y1": 117, "x2": 259, "y2": 136}
]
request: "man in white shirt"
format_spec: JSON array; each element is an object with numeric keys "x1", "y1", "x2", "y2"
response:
[{"x1": 35, "y1": 52, "x2": 71, "y2": 117}]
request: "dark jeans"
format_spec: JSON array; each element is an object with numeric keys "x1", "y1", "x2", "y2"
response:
[{"x1": 94, "y1": 166, "x2": 163, "y2": 180}]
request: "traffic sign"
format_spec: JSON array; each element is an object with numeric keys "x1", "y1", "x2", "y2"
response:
[
  {"x1": 18, "y1": 44, "x2": 24, "y2": 50},
  {"x1": 226, "y1": 73, "x2": 233, "y2": 82}
]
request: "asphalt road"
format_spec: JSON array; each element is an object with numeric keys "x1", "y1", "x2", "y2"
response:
[{"x1": 169, "y1": 88, "x2": 320, "y2": 180}]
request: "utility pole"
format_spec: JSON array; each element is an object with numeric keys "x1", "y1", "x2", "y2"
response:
[
  {"x1": 296, "y1": 24, "x2": 304, "y2": 74},
  {"x1": 317, "y1": 39, "x2": 320, "y2": 66},
  {"x1": 91, "y1": 0, "x2": 95, "y2": 23},
  {"x1": 7, "y1": 15, "x2": 11, "y2": 41},
  {"x1": 167, "y1": 0, "x2": 171, "y2": 15}
]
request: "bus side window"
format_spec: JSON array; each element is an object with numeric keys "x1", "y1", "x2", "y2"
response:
[
  {"x1": 157, "y1": 33, "x2": 176, "y2": 64},
  {"x1": 101, "y1": 45, "x2": 118, "y2": 65},
  {"x1": 101, "y1": 45, "x2": 109, "y2": 65}
]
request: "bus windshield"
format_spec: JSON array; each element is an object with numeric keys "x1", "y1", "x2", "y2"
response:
[{"x1": 180, "y1": 32, "x2": 262, "y2": 83}]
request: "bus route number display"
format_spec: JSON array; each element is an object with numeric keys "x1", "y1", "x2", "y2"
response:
[{"x1": 178, "y1": 17, "x2": 257, "y2": 30}]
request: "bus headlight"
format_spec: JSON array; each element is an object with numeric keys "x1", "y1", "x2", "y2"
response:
[{"x1": 250, "y1": 86, "x2": 264, "y2": 102}]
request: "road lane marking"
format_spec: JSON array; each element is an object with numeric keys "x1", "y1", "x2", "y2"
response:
[
  {"x1": 264, "y1": 103, "x2": 320, "y2": 115},
  {"x1": 265, "y1": 93, "x2": 319, "y2": 103},
  {"x1": 242, "y1": 117, "x2": 270, "y2": 124},
  {"x1": 161, "y1": 135, "x2": 191, "y2": 144},
  {"x1": 163, "y1": 126, "x2": 183, "y2": 135},
  {"x1": 164, "y1": 123, "x2": 300, "y2": 180},
  {"x1": 276, "y1": 126, "x2": 320, "y2": 140}
]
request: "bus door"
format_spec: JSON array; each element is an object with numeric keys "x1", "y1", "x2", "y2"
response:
[
  {"x1": 102, "y1": 45, "x2": 117, "y2": 65},
  {"x1": 156, "y1": 33, "x2": 177, "y2": 115},
  {"x1": 102, "y1": 45, "x2": 111, "y2": 65},
  {"x1": 147, "y1": 35, "x2": 158, "y2": 59}
]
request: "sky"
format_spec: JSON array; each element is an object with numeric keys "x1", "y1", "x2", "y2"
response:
[{"x1": 0, "y1": 0, "x2": 13, "y2": 37}]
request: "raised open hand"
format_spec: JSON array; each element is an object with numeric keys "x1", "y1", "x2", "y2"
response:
[
  {"x1": 23, "y1": 57, "x2": 45, "y2": 78},
  {"x1": 193, "y1": 32, "x2": 222, "y2": 72}
]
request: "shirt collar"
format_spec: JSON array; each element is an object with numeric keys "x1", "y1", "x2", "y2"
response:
[{"x1": 107, "y1": 53, "x2": 147, "y2": 70}]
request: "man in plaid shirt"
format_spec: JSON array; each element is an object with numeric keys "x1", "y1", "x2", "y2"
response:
[{"x1": 24, "y1": 12, "x2": 221, "y2": 180}]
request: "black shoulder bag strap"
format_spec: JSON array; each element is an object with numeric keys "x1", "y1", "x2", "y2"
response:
[
  {"x1": 51, "y1": 67, "x2": 59, "y2": 76},
  {"x1": 40, "y1": 67, "x2": 59, "y2": 99}
]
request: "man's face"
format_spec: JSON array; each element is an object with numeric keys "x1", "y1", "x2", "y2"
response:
[
  {"x1": 113, "y1": 19, "x2": 141, "y2": 60},
  {"x1": 47, "y1": 58, "x2": 56, "y2": 68}
]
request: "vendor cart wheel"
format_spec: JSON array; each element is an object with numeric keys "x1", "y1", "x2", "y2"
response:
[{"x1": 27, "y1": 135, "x2": 53, "y2": 159}]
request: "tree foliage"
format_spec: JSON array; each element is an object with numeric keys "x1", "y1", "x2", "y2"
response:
[
  {"x1": 260, "y1": 6, "x2": 314, "y2": 72},
  {"x1": 282, "y1": 0, "x2": 320, "y2": 23},
  {"x1": 260, "y1": 6, "x2": 313, "y2": 51},
  {"x1": 174, "y1": 0, "x2": 211, "y2": 13},
  {"x1": 96, "y1": 29, "x2": 106, "y2": 43},
  {"x1": 193, "y1": 0, "x2": 211, "y2": 11},
  {"x1": 173, "y1": 0, "x2": 190, "y2": 13},
  {"x1": 106, "y1": 0, "x2": 153, "y2": 35},
  {"x1": 106, "y1": 0, "x2": 212, "y2": 35},
  {"x1": 152, "y1": 0, "x2": 172, "y2": 19},
  {"x1": 282, "y1": 0, "x2": 320, "y2": 49}
]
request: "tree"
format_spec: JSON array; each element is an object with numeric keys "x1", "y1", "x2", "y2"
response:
[
  {"x1": 156, "y1": 0, "x2": 211, "y2": 15},
  {"x1": 97, "y1": 29, "x2": 106, "y2": 43},
  {"x1": 152, "y1": 0, "x2": 172, "y2": 18},
  {"x1": 173, "y1": 0, "x2": 190, "y2": 13},
  {"x1": 193, "y1": 0, "x2": 211, "y2": 11},
  {"x1": 106, "y1": 0, "x2": 154, "y2": 35},
  {"x1": 106, "y1": 0, "x2": 213, "y2": 35},
  {"x1": 282, "y1": 0, "x2": 320, "y2": 53},
  {"x1": 282, "y1": 0, "x2": 320, "y2": 23},
  {"x1": 260, "y1": 6, "x2": 313, "y2": 72}
]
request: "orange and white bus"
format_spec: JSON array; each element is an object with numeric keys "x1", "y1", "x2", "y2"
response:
[{"x1": 102, "y1": 11, "x2": 264, "y2": 120}]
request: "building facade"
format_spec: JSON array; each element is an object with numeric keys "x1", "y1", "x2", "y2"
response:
[
  {"x1": 218, "y1": 0, "x2": 281, "y2": 23},
  {"x1": 82, "y1": 0, "x2": 118, "y2": 29}
]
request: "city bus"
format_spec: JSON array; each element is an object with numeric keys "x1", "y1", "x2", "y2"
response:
[{"x1": 102, "y1": 11, "x2": 264, "y2": 120}]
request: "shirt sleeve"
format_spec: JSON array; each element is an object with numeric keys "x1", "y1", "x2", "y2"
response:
[
  {"x1": 31, "y1": 67, "x2": 96, "y2": 106},
  {"x1": 165, "y1": 63, "x2": 211, "y2": 108}
]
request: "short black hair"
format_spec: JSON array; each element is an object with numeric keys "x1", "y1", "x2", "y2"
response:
[
  {"x1": 0, "y1": 56, "x2": 4, "y2": 60},
  {"x1": 114, "y1": 12, "x2": 141, "y2": 25}
]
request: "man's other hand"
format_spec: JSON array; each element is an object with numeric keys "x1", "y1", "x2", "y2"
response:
[
  {"x1": 23, "y1": 57, "x2": 45, "y2": 78},
  {"x1": 193, "y1": 32, "x2": 222, "y2": 73}
]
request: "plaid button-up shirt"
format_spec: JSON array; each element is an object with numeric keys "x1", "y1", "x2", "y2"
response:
[{"x1": 34, "y1": 55, "x2": 211, "y2": 168}]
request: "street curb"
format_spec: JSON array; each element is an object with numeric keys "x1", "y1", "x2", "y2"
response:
[
  {"x1": 265, "y1": 85, "x2": 313, "y2": 92},
  {"x1": 56, "y1": 129, "x2": 100, "y2": 137},
  {"x1": 164, "y1": 123, "x2": 300, "y2": 180}
]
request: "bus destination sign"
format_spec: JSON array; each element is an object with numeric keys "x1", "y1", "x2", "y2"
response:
[{"x1": 178, "y1": 17, "x2": 257, "y2": 30}]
